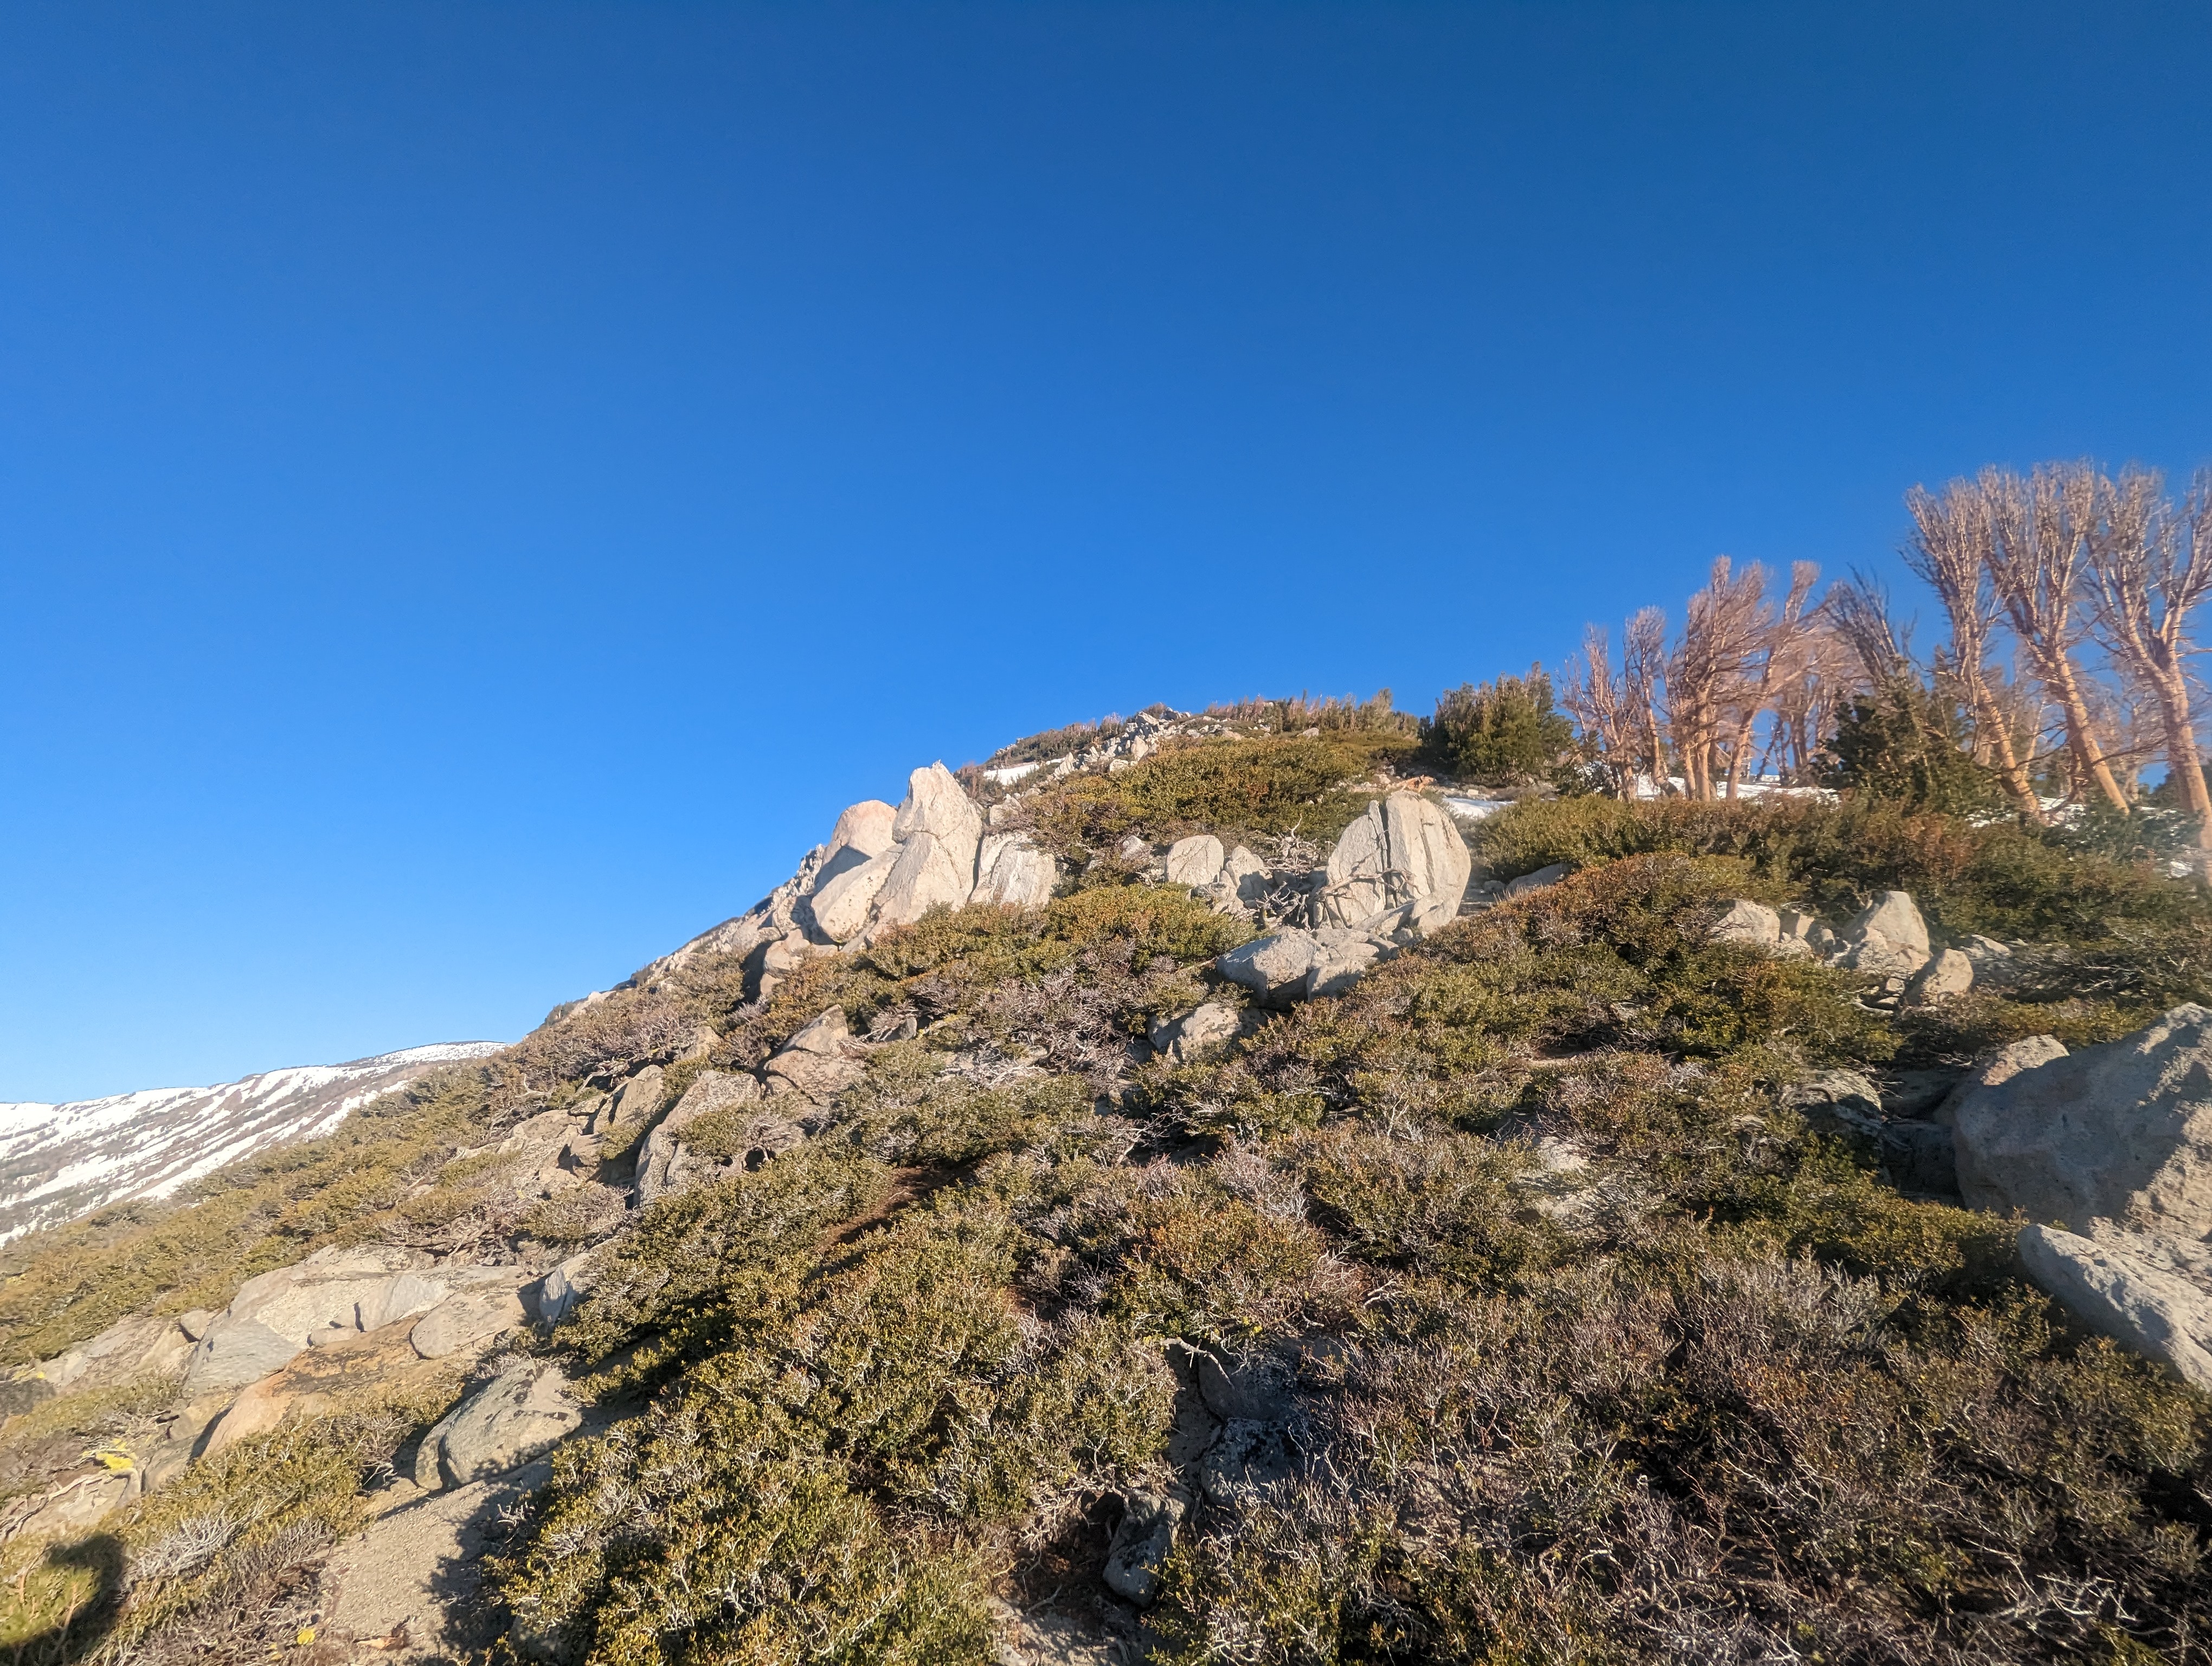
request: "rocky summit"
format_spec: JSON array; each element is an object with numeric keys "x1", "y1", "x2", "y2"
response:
[{"x1": 7, "y1": 699, "x2": 2212, "y2": 1665}]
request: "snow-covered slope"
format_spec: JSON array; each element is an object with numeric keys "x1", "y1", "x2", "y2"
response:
[{"x1": 0, "y1": 1041, "x2": 508, "y2": 1243}]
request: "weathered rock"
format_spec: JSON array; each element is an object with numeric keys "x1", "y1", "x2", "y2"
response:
[
  {"x1": 1711, "y1": 899, "x2": 1782, "y2": 948},
  {"x1": 529, "y1": 1253, "x2": 594, "y2": 1324},
  {"x1": 1307, "y1": 928, "x2": 1388, "y2": 998},
  {"x1": 1216, "y1": 931, "x2": 1322, "y2": 1008},
  {"x1": 829, "y1": 799, "x2": 897, "y2": 860},
  {"x1": 1148, "y1": 1002, "x2": 1243, "y2": 1066},
  {"x1": 1503, "y1": 862, "x2": 1570, "y2": 899},
  {"x1": 1934, "y1": 1035, "x2": 2070, "y2": 1128},
  {"x1": 1844, "y1": 890, "x2": 1932, "y2": 977},
  {"x1": 1197, "y1": 1418, "x2": 1295, "y2": 1505},
  {"x1": 36, "y1": 1314, "x2": 194, "y2": 1395},
  {"x1": 181, "y1": 1316, "x2": 305, "y2": 1397},
  {"x1": 2018, "y1": 1224, "x2": 2212, "y2": 1389},
  {"x1": 763, "y1": 1007, "x2": 867, "y2": 1104},
  {"x1": 872, "y1": 830, "x2": 977, "y2": 927},
  {"x1": 636, "y1": 1069, "x2": 767, "y2": 1203},
  {"x1": 411, "y1": 1287, "x2": 529, "y2": 1360},
  {"x1": 414, "y1": 1364, "x2": 582, "y2": 1490},
  {"x1": 972, "y1": 833, "x2": 1057, "y2": 907},
  {"x1": 15, "y1": 1471, "x2": 130, "y2": 1539},
  {"x1": 608, "y1": 1065, "x2": 666, "y2": 1129},
  {"x1": 807, "y1": 848, "x2": 896, "y2": 941},
  {"x1": 1165, "y1": 834, "x2": 1226, "y2": 889},
  {"x1": 1196, "y1": 1348, "x2": 1296, "y2": 1423},
  {"x1": 1321, "y1": 793, "x2": 1472, "y2": 925},
  {"x1": 892, "y1": 762, "x2": 983, "y2": 876},
  {"x1": 1212, "y1": 845, "x2": 1270, "y2": 914},
  {"x1": 1783, "y1": 1071, "x2": 1884, "y2": 1139},
  {"x1": 1907, "y1": 947, "x2": 1975, "y2": 1004},
  {"x1": 1102, "y1": 1490, "x2": 1185, "y2": 1606},
  {"x1": 1952, "y1": 1007, "x2": 2212, "y2": 1239}
]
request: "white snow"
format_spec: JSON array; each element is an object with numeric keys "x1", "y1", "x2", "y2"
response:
[{"x1": 0, "y1": 1040, "x2": 508, "y2": 1244}]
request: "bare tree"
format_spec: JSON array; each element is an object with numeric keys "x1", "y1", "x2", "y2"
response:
[
  {"x1": 1902, "y1": 479, "x2": 2045, "y2": 821},
  {"x1": 1759, "y1": 612, "x2": 1857, "y2": 783},
  {"x1": 1982, "y1": 463, "x2": 2131, "y2": 813},
  {"x1": 1562, "y1": 625, "x2": 1637, "y2": 796},
  {"x1": 1719, "y1": 561, "x2": 1820, "y2": 798},
  {"x1": 1669, "y1": 558, "x2": 1771, "y2": 800},
  {"x1": 1826, "y1": 572, "x2": 1910, "y2": 688},
  {"x1": 1623, "y1": 607, "x2": 1669, "y2": 789},
  {"x1": 2084, "y1": 465, "x2": 2212, "y2": 838}
]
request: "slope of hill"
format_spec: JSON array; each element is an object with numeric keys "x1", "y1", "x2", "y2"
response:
[
  {"x1": 0, "y1": 1043, "x2": 508, "y2": 1243},
  {"x1": 2, "y1": 703, "x2": 2209, "y2": 1666}
]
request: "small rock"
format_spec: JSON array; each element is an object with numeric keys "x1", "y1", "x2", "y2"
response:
[
  {"x1": 1165, "y1": 834, "x2": 1226, "y2": 890},
  {"x1": 1197, "y1": 1418, "x2": 1294, "y2": 1505},
  {"x1": 1844, "y1": 890, "x2": 1932, "y2": 977},
  {"x1": 1148, "y1": 1002, "x2": 1242, "y2": 1065},
  {"x1": 414, "y1": 1364, "x2": 582, "y2": 1490},
  {"x1": 1711, "y1": 899, "x2": 1782, "y2": 949},
  {"x1": 608, "y1": 1065, "x2": 666, "y2": 1129},
  {"x1": 1216, "y1": 931, "x2": 1321, "y2": 1009},
  {"x1": 1503, "y1": 862, "x2": 1569, "y2": 899},
  {"x1": 529, "y1": 1253, "x2": 594, "y2": 1324},
  {"x1": 762, "y1": 1007, "x2": 866, "y2": 1104},
  {"x1": 182, "y1": 1316, "x2": 304, "y2": 1398},
  {"x1": 1102, "y1": 1490, "x2": 1185, "y2": 1607},
  {"x1": 1906, "y1": 947, "x2": 1974, "y2": 1003}
]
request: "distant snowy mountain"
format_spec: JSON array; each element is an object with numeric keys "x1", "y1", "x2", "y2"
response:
[{"x1": 0, "y1": 1041, "x2": 509, "y2": 1243}]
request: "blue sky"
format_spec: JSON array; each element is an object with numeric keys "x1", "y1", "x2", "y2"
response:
[{"x1": 3, "y1": 2, "x2": 2208, "y2": 1102}]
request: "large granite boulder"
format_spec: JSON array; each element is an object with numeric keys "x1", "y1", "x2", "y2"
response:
[
  {"x1": 1165, "y1": 834, "x2": 1226, "y2": 889},
  {"x1": 1320, "y1": 793, "x2": 1470, "y2": 925},
  {"x1": 2017, "y1": 1224, "x2": 2212, "y2": 1390},
  {"x1": 892, "y1": 762, "x2": 982, "y2": 875},
  {"x1": 1952, "y1": 1007, "x2": 2212, "y2": 1238},
  {"x1": 808, "y1": 848, "x2": 896, "y2": 941},
  {"x1": 1216, "y1": 928, "x2": 1394, "y2": 1008},
  {"x1": 872, "y1": 831, "x2": 976, "y2": 927}
]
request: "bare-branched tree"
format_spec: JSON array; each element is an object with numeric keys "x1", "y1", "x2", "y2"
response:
[
  {"x1": 1623, "y1": 606, "x2": 1669, "y2": 788},
  {"x1": 1718, "y1": 561, "x2": 1821, "y2": 798},
  {"x1": 1903, "y1": 479, "x2": 2045, "y2": 821},
  {"x1": 1668, "y1": 557, "x2": 1772, "y2": 800},
  {"x1": 1982, "y1": 463, "x2": 2131, "y2": 813},
  {"x1": 1562, "y1": 624, "x2": 1637, "y2": 796},
  {"x1": 2085, "y1": 466, "x2": 2212, "y2": 840}
]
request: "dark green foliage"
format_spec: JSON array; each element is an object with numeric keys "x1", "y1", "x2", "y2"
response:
[
  {"x1": 1025, "y1": 735, "x2": 1381, "y2": 855},
  {"x1": 1422, "y1": 668, "x2": 1576, "y2": 784},
  {"x1": 1828, "y1": 674, "x2": 2008, "y2": 815}
]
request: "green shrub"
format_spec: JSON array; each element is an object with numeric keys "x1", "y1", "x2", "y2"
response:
[
  {"x1": 1423, "y1": 668, "x2": 1576, "y2": 784},
  {"x1": 1026, "y1": 736, "x2": 1378, "y2": 854}
]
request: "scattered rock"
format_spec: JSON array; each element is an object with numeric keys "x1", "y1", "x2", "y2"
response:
[
  {"x1": 1216, "y1": 931, "x2": 1322, "y2": 1009},
  {"x1": 1711, "y1": 899, "x2": 1782, "y2": 948},
  {"x1": 1102, "y1": 1490, "x2": 1185, "y2": 1606},
  {"x1": 1503, "y1": 862, "x2": 1569, "y2": 899},
  {"x1": 1906, "y1": 947, "x2": 1975, "y2": 1003},
  {"x1": 1195, "y1": 1348, "x2": 1296, "y2": 1423},
  {"x1": 762, "y1": 1007, "x2": 867, "y2": 1104},
  {"x1": 182, "y1": 1316, "x2": 305, "y2": 1397},
  {"x1": 1844, "y1": 890, "x2": 1932, "y2": 977},
  {"x1": 1306, "y1": 928, "x2": 1388, "y2": 998},
  {"x1": 1783, "y1": 1070, "x2": 1885, "y2": 1140},
  {"x1": 1148, "y1": 1002, "x2": 1242, "y2": 1066},
  {"x1": 2017, "y1": 1224, "x2": 2212, "y2": 1389},
  {"x1": 972, "y1": 832, "x2": 1057, "y2": 907},
  {"x1": 411, "y1": 1287, "x2": 529, "y2": 1360},
  {"x1": 414, "y1": 1364, "x2": 582, "y2": 1491},
  {"x1": 14, "y1": 1471, "x2": 130, "y2": 1539},
  {"x1": 1951, "y1": 1007, "x2": 2212, "y2": 1238},
  {"x1": 1211, "y1": 845, "x2": 1270, "y2": 914},
  {"x1": 608, "y1": 1065, "x2": 667, "y2": 1130},
  {"x1": 1934, "y1": 1035, "x2": 2069, "y2": 1128},
  {"x1": 529, "y1": 1254, "x2": 594, "y2": 1325},
  {"x1": 1197, "y1": 1418, "x2": 1295, "y2": 1505},
  {"x1": 1165, "y1": 834, "x2": 1226, "y2": 890},
  {"x1": 35, "y1": 1313, "x2": 194, "y2": 1395}
]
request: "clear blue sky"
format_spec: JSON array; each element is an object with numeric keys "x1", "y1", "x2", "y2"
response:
[{"x1": 4, "y1": 3, "x2": 2208, "y2": 1103}]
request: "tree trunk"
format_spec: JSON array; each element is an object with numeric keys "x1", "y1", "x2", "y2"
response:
[
  {"x1": 2044, "y1": 653, "x2": 2132, "y2": 813},
  {"x1": 2147, "y1": 662, "x2": 2212, "y2": 843},
  {"x1": 1961, "y1": 670, "x2": 2044, "y2": 822}
]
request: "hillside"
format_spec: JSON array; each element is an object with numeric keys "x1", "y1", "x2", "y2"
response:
[
  {"x1": 0, "y1": 1045, "x2": 510, "y2": 1244},
  {"x1": 2, "y1": 697, "x2": 2210, "y2": 1665}
]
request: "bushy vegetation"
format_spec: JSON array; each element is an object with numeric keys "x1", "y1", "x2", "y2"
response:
[
  {"x1": 9, "y1": 755, "x2": 2212, "y2": 1663},
  {"x1": 1422, "y1": 669, "x2": 1576, "y2": 785},
  {"x1": 1023, "y1": 735, "x2": 1393, "y2": 859}
]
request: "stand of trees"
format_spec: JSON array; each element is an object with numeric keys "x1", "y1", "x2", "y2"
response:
[{"x1": 1553, "y1": 462, "x2": 2212, "y2": 841}]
